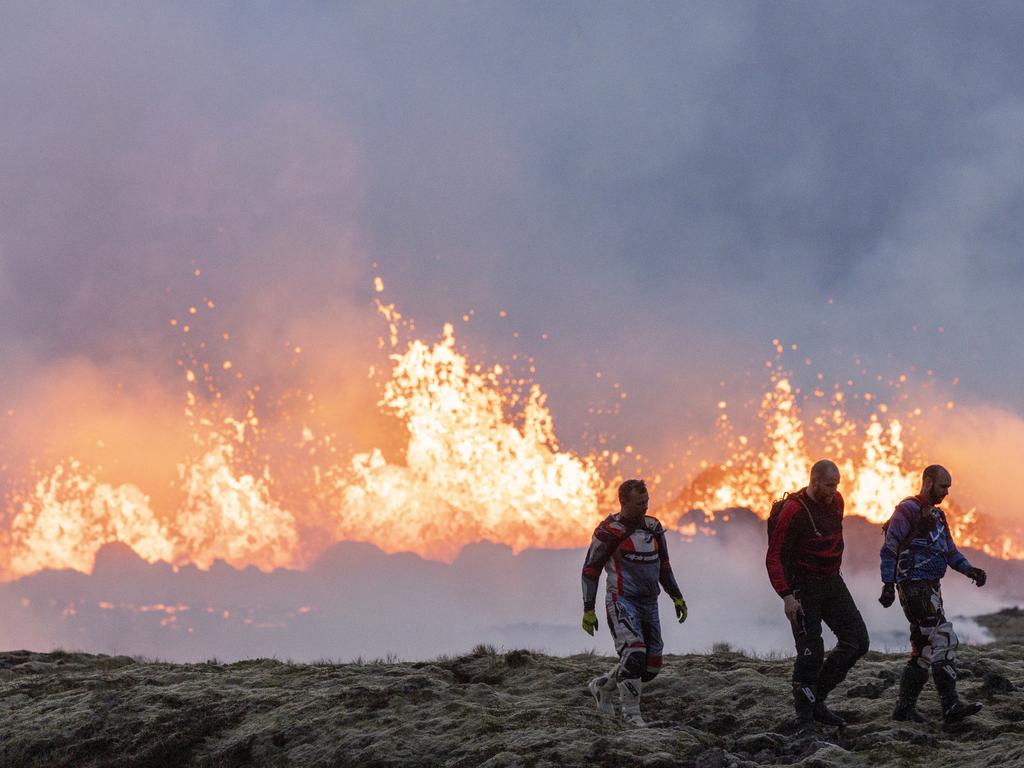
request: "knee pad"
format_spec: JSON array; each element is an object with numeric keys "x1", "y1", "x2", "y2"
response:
[
  {"x1": 921, "y1": 622, "x2": 958, "y2": 666},
  {"x1": 640, "y1": 654, "x2": 662, "y2": 683},
  {"x1": 619, "y1": 648, "x2": 646, "y2": 680}
]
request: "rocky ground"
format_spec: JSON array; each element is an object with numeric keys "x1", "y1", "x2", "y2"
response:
[{"x1": 1, "y1": 609, "x2": 1022, "y2": 768}]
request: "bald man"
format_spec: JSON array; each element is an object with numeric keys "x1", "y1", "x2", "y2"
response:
[
  {"x1": 879, "y1": 465, "x2": 986, "y2": 723},
  {"x1": 766, "y1": 459, "x2": 869, "y2": 727}
]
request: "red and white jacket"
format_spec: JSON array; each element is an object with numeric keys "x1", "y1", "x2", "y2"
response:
[{"x1": 581, "y1": 513, "x2": 683, "y2": 611}]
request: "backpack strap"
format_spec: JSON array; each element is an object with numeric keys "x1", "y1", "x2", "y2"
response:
[
  {"x1": 794, "y1": 492, "x2": 821, "y2": 537},
  {"x1": 888, "y1": 496, "x2": 928, "y2": 551}
]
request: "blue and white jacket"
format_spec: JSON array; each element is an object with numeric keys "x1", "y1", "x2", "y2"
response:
[{"x1": 880, "y1": 495, "x2": 972, "y2": 584}]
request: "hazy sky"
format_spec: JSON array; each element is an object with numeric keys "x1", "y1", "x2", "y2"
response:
[{"x1": 3, "y1": 2, "x2": 1024, "y2": 483}]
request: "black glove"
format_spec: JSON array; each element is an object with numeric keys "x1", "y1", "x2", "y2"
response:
[
  {"x1": 879, "y1": 583, "x2": 896, "y2": 608},
  {"x1": 967, "y1": 567, "x2": 987, "y2": 587}
]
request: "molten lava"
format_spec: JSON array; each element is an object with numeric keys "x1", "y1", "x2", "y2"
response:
[
  {"x1": 332, "y1": 322, "x2": 604, "y2": 560},
  {"x1": 674, "y1": 374, "x2": 1024, "y2": 560},
  {"x1": 679, "y1": 376, "x2": 918, "y2": 524},
  {"x1": 1, "y1": 288, "x2": 1022, "y2": 580}
]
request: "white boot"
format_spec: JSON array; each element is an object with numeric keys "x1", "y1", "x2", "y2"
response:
[
  {"x1": 618, "y1": 678, "x2": 647, "y2": 727},
  {"x1": 588, "y1": 673, "x2": 616, "y2": 715}
]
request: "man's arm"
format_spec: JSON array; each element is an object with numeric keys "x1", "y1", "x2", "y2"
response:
[
  {"x1": 880, "y1": 501, "x2": 914, "y2": 584},
  {"x1": 654, "y1": 523, "x2": 683, "y2": 600},
  {"x1": 941, "y1": 512, "x2": 978, "y2": 578},
  {"x1": 765, "y1": 499, "x2": 801, "y2": 598},
  {"x1": 581, "y1": 521, "x2": 624, "y2": 611},
  {"x1": 655, "y1": 523, "x2": 688, "y2": 623}
]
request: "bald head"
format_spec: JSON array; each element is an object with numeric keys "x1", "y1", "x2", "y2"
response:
[
  {"x1": 811, "y1": 459, "x2": 839, "y2": 481},
  {"x1": 921, "y1": 464, "x2": 952, "y2": 505},
  {"x1": 808, "y1": 459, "x2": 840, "y2": 504}
]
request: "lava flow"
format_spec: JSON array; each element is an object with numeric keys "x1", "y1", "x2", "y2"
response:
[
  {"x1": 673, "y1": 373, "x2": 1024, "y2": 560},
  {"x1": 1, "y1": 286, "x2": 1022, "y2": 580}
]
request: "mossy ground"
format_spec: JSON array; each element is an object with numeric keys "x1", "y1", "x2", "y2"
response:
[{"x1": 1, "y1": 610, "x2": 1022, "y2": 767}]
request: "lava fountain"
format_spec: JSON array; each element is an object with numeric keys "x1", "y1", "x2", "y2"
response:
[{"x1": 1, "y1": 286, "x2": 1022, "y2": 580}]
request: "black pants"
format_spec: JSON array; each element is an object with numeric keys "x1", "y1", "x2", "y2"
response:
[{"x1": 790, "y1": 573, "x2": 870, "y2": 694}]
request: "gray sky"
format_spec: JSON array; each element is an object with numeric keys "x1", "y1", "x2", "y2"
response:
[{"x1": 3, "y1": 2, "x2": 1024, "y2": 484}]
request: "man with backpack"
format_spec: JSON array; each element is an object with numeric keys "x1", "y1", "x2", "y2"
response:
[
  {"x1": 580, "y1": 478, "x2": 688, "y2": 727},
  {"x1": 879, "y1": 464, "x2": 987, "y2": 723},
  {"x1": 766, "y1": 459, "x2": 870, "y2": 727}
]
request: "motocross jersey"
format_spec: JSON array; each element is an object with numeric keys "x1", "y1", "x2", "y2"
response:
[
  {"x1": 581, "y1": 513, "x2": 682, "y2": 611},
  {"x1": 880, "y1": 496, "x2": 972, "y2": 583}
]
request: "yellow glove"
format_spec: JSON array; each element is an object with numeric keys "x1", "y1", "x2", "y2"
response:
[
  {"x1": 582, "y1": 610, "x2": 599, "y2": 635},
  {"x1": 673, "y1": 597, "x2": 688, "y2": 624}
]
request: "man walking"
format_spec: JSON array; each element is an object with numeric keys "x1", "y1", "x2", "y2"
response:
[
  {"x1": 580, "y1": 478, "x2": 688, "y2": 727},
  {"x1": 879, "y1": 464, "x2": 987, "y2": 723},
  {"x1": 766, "y1": 459, "x2": 870, "y2": 727}
]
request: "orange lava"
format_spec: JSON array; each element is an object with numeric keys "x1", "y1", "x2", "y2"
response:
[{"x1": 1, "y1": 288, "x2": 1021, "y2": 579}]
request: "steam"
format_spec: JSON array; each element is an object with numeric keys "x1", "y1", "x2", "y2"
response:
[{"x1": 0, "y1": 523, "x2": 1012, "y2": 663}]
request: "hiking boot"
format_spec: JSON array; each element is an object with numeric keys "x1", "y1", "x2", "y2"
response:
[
  {"x1": 792, "y1": 684, "x2": 816, "y2": 725},
  {"x1": 892, "y1": 700, "x2": 927, "y2": 723},
  {"x1": 932, "y1": 661, "x2": 981, "y2": 723},
  {"x1": 943, "y1": 700, "x2": 983, "y2": 723},
  {"x1": 892, "y1": 661, "x2": 929, "y2": 723},
  {"x1": 618, "y1": 679, "x2": 647, "y2": 727},
  {"x1": 813, "y1": 699, "x2": 846, "y2": 727},
  {"x1": 588, "y1": 674, "x2": 616, "y2": 716}
]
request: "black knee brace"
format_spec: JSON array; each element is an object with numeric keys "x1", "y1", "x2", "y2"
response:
[{"x1": 620, "y1": 650, "x2": 645, "y2": 680}]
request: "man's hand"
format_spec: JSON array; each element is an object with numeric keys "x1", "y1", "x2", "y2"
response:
[
  {"x1": 673, "y1": 596, "x2": 688, "y2": 624},
  {"x1": 967, "y1": 567, "x2": 987, "y2": 587},
  {"x1": 783, "y1": 594, "x2": 803, "y2": 623},
  {"x1": 582, "y1": 610, "x2": 599, "y2": 635},
  {"x1": 879, "y1": 583, "x2": 896, "y2": 608}
]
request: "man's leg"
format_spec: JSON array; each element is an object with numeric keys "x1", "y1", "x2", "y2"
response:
[
  {"x1": 587, "y1": 593, "x2": 625, "y2": 715},
  {"x1": 790, "y1": 582, "x2": 825, "y2": 724},
  {"x1": 587, "y1": 669, "x2": 617, "y2": 716},
  {"x1": 640, "y1": 602, "x2": 664, "y2": 684},
  {"x1": 893, "y1": 581, "x2": 931, "y2": 723},
  {"x1": 605, "y1": 594, "x2": 648, "y2": 726},
  {"x1": 816, "y1": 575, "x2": 870, "y2": 725},
  {"x1": 919, "y1": 584, "x2": 981, "y2": 722}
]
